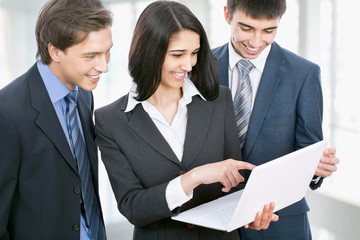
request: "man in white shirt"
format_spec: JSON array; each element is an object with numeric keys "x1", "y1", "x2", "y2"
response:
[{"x1": 212, "y1": 0, "x2": 339, "y2": 239}]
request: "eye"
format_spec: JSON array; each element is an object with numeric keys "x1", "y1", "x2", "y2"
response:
[
  {"x1": 172, "y1": 54, "x2": 182, "y2": 58},
  {"x1": 240, "y1": 27, "x2": 251, "y2": 32},
  {"x1": 85, "y1": 55, "x2": 95, "y2": 60},
  {"x1": 264, "y1": 30, "x2": 274, "y2": 33},
  {"x1": 192, "y1": 51, "x2": 199, "y2": 56}
]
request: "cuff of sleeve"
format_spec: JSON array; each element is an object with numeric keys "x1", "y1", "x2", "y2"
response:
[
  {"x1": 166, "y1": 176, "x2": 193, "y2": 211},
  {"x1": 311, "y1": 176, "x2": 321, "y2": 184}
]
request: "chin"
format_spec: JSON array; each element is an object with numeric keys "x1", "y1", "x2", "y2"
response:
[
  {"x1": 177, "y1": 81, "x2": 184, "y2": 88},
  {"x1": 80, "y1": 84, "x2": 97, "y2": 91},
  {"x1": 244, "y1": 54, "x2": 258, "y2": 60}
]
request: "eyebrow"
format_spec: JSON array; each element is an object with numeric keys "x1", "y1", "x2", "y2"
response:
[
  {"x1": 238, "y1": 22, "x2": 278, "y2": 31},
  {"x1": 82, "y1": 43, "x2": 114, "y2": 56},
  {"x1": 168, "y1": 47, "x2": 200, "y2": 53}
]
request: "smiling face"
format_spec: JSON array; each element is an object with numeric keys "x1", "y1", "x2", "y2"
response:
[
  {"x1": 224, "y1": 7, "x2": 279, "y2": 59},
  {"x1": 160, "y1": 29, "x2": 200, "y2": 90},
  {"x1": 48, "y1": 26, "x2": 113, "y2": 91}
]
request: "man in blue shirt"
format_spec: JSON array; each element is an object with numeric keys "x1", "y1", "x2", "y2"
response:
[{"x1": 0, "y1": 0, "x2": 112, "y2": 239}]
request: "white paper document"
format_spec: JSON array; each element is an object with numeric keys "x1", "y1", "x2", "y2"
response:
[{"x1": 172, "y1": 140, "x2": 328, "y2": 232}]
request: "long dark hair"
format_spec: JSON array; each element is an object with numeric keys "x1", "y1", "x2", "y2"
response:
[{"x1": 128, "y1": 1, "x2": 219, "y2": 101}]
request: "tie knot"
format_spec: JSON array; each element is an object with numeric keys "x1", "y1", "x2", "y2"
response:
[
  {"x1": 237, "y1": 59, "x2": 254, "y2": 74},
  {"x1": 65, "y1": 89, "x2": 78, "y2": 106}
]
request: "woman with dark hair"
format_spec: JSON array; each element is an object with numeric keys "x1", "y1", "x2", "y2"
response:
[{"x1": 95, "y1": 1, "x2": 277, "y2": 239}]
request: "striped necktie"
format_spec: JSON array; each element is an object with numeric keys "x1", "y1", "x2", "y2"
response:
[
  {"x1": 233, "y1": 59, "x2": 254, "y2": 149},
  {"x1": 65, "y1": 90, "x2": 106, "y2": 240}
]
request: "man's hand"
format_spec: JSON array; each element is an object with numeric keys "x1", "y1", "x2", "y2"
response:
[{"x1": 315, "y1": 147, "x2": 339, "y2": 177}]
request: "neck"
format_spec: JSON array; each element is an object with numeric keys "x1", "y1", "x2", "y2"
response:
[
  {"x1": 48, "y1": 62, "x2": 75, "y2": 90},
  {"x1": 147, "y1": 85, "x2": 182, "y2": 109}
]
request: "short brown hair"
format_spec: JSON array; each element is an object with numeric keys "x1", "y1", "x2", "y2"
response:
[
  {"x1": 35, "y1": 0, "x2": 112, "y2": 64},
  {"x1": 227, "y1": 0, "x2": 286, "y2": 20}
]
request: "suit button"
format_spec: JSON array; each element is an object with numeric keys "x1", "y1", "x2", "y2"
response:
[
  {"x1": 178, "y1": 171, "x2": 186, "y2": 176},
  {"x1": 186, "y1": 223, "x2": 195, "y2": 229},
  {"x1": 73, "y1": 187, "x2": 81, "y2": 194},
  {"x1": 73, "y1": 224, "x2": 80, "y2": 231}
]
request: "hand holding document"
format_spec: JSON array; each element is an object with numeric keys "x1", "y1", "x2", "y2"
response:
[{"x1": 172, "y1": 140, "x2": 328, "y2": 232}]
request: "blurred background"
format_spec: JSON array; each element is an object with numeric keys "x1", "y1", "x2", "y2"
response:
[{"x1": 0, "y1": 0, "x2": 359, "y2": 239}]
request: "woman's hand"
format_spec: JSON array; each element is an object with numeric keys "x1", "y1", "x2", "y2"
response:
[
  {"x1": 244, "y1": 202, "x2": 279, "y2": 230},
  {"x1": 181, "y1": 159, "x2": 255, "y2": 194}
]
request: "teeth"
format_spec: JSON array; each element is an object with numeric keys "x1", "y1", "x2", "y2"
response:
[
  {"x1": 173, "y1": 72, "x2": 185, "y2": 77},
  {"x1": 246, "y1": 45, "x2": 259, "y2": 52},
  {"x1": 87, "y1": 75, "x2": 100, "y2": 79}
]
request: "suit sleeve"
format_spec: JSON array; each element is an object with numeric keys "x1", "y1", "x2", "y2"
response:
[
  {"x1": 295, "y1": 63, "x2": 324, "y2": 190},
  {"x1": 0, "y1": 110, "x2": 20, "y2": 239},
  {"x1": 95, "y1": 110, "x2": 172, "y2": 227}
]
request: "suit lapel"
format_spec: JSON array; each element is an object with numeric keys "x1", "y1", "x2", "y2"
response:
[
  {"x1": 213, "y1": 43, "x2": 229, "y2": 86},
  {"x1": 28, "y1": 65, "x2": 78, "y2": 173},
  {"x1": 243, "y1": 42, "x2": 285, "y2": 160},
  {"x1": 181, "y1": 96, "x2": 213, "y2": 168},
  {"x1": 77, "y1": 91, "x2": 98, "y2": 188},
  {"x1": 127, "y1": 101, "x2": 181, "y2": 167}
]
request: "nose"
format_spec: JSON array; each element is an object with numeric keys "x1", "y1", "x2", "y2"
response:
[
  {"x1": 95, "y1": 54, "x2": 109, "y2": 73},
  {"x1": 248, "y1": 32, "x2": 262, "y2": 48},
  {"x1": 181, "y1": 56, "x2": 194, "y2": 72}
]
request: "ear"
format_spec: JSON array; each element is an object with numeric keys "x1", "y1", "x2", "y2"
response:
[
  {"x1": 224, "y1": 6, "x2": 231, "y2": 25},
  {"x1": 48, "y1": 43, "x2": 63, "y2": 63}
]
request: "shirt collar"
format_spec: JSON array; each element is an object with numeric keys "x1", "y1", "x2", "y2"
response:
[
  {"x1": 228, "y1": 41, "x2": 272, "y2": 73},
  {"x1": 37, "y1": 61, "x2": 78, "y2": 104},
  {"x1": 125, "y1": 77, "x2": 206, "y2": 112}
]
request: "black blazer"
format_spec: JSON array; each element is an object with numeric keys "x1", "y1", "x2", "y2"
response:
[
  {"x1": 95, "y1": 86, "x2": 242, "y2": 240},
  {"x1": 0, "y1": 63, "x2": 103, "y2": 240}
]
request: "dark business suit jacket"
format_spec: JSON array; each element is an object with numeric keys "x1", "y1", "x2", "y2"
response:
[
  {"x1": 0, "y1": 63, "x2": 103, "y2": 240},
  {"x1": 95, "y1": 86, "x2": 242, "y2": 240},
  {"x1": 213, "y1": 42, "x2": 323, "y2": 240}
]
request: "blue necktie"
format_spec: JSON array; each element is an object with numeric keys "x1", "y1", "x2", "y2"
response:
[
  {"x1": 65, "y1": 90, "x2": 105, "y2": 240},
  {"x1": 233, "y1": 59, "x2": 254, "y2": 149}
]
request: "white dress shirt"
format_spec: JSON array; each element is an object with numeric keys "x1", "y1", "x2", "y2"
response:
[
  {"x1": 125, "y1": 77, "x2": 206, "y2": 211},
  {"x1": 227, "y1": 42, "x2": 271, "y2": 107}
]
